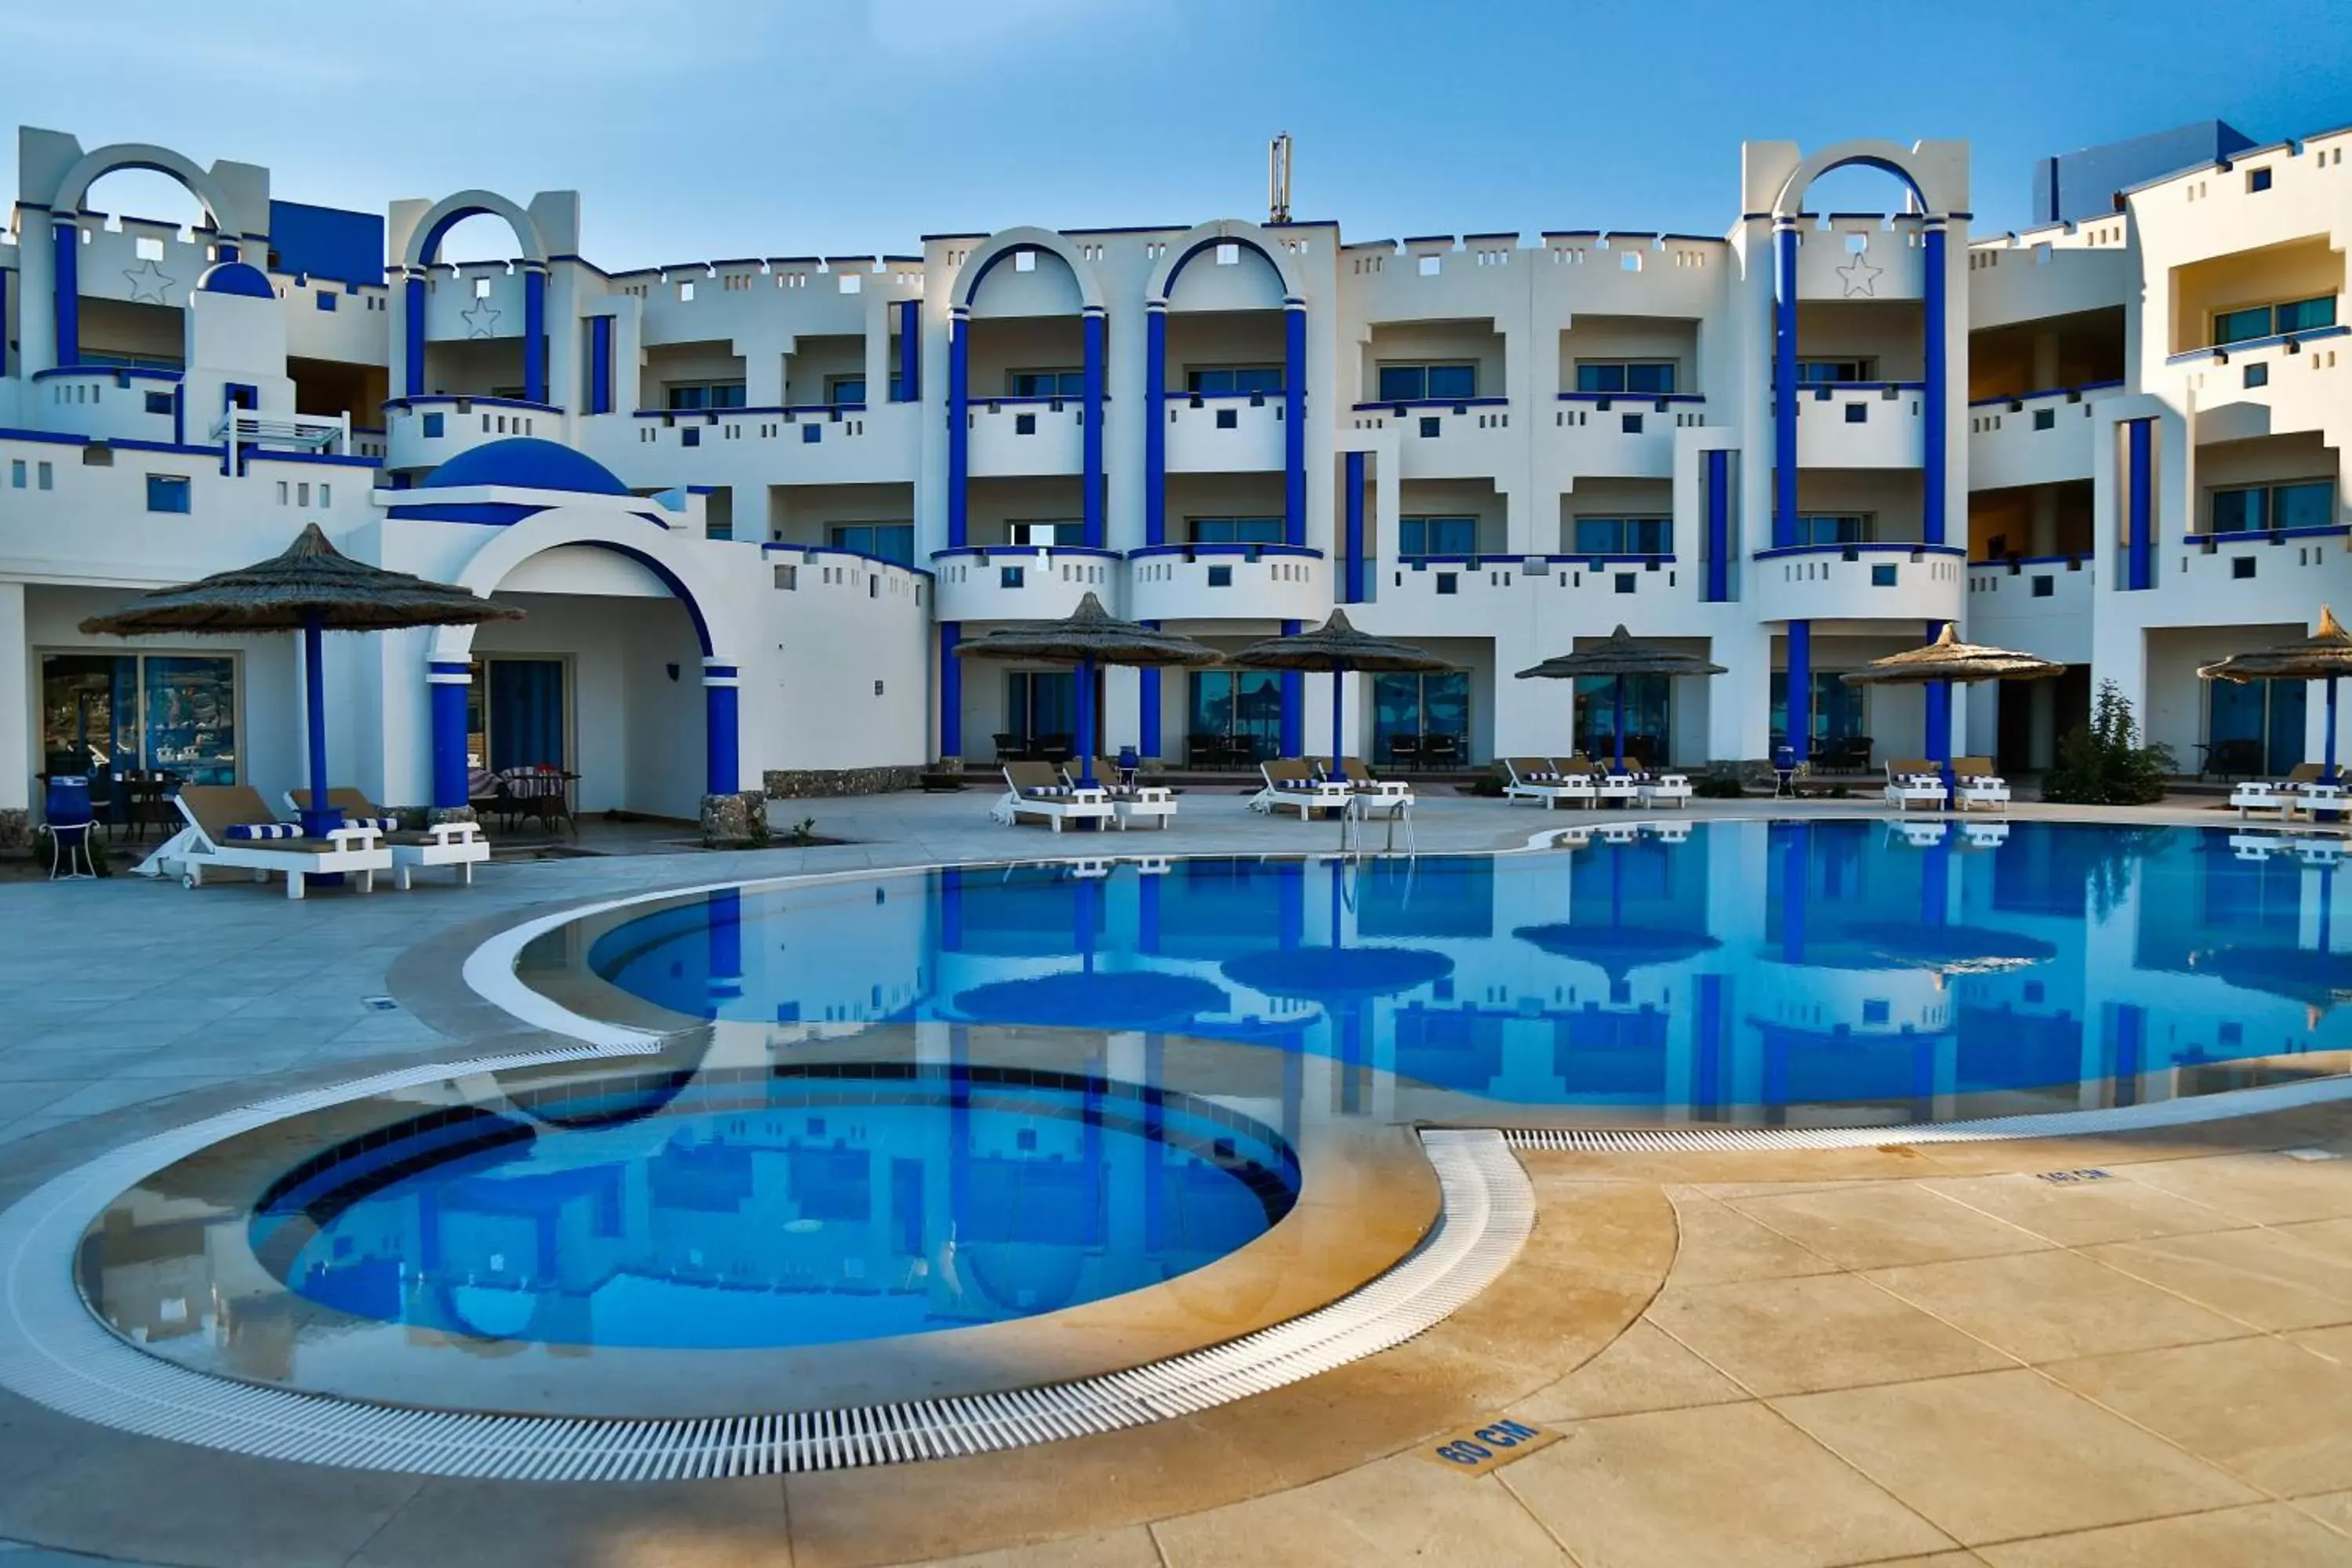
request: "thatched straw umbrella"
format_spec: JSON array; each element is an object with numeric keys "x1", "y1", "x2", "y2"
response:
[
  {"x1": 1222, "y1": 610, "x2": 1453, "y2": 773},
  {"x1": 1515, "y1": 626, "x2": 1726, "y2": 774},
  {"x1": 79, "y1": 524, "x2": 520, "y2": 835},
  {"x1": 1840, "y1": 624, "x2": 2063, "y2": 790},
  {"x1": 951, "y1": 593, "x2": 1221, "y2": 786},
  {"x1": 2198, "y1": 607, "x2": 2352, "y2": 782}
]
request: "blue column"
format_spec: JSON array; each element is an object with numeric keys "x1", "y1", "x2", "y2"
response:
[
  {"x1": 1145, "y1": 305, "x2": 1168, "y2": 546},
  {"x1": 1344, "y1": 450, "x2": 1367, "y2": 603},
  {"x1": 1704, "y1": 447, "x2": 1732, "y2": 603},
  {"x1": 2124, "y1": 418, "x2": 2154, "y2": 591},
  {"x1": 1283, "y1": 299, "x2": 1308, "y2": 546},
  {"x1": 889, "y1": 299, "x2": 918, "y2": 401},
  {"x1": 2328, "y1": 675, "x2": 2341, "y2": 783},
  {"x1": 429, "y1": 659, "x2": 471, "y2": 811},
  {"x1": 1280, "y1": 619, "x2": 1304, "y2": 757},
  {"x1": 523, "y1": 267, "x2": 547, "y2": 405},
  {"x1": 947, "y1": 311, "x2": 970, "y2": 549},
  {"x1": 52, "y1": 219, "x2": 78, "y2": 368},
  {"x1": 1776, "y1": 821, "x2": 1811, "y2": 964},
  {"x1": 1139, "y1": 621, "x2": 1162, "y2": 759},
  {"x1": 1923, "y1": 619, "x2": 1953, "y2": 787},
  {"x1": 403, "y1": 274, "x2": 427, "y2": 397},
  {"x1": 299, "y1": 614, "x2": 339, "y2": 836},
  {"x1": 938, "y1": 622, "x2": 963, "y2": 759},
  {"x1": 1922, "y1": 223, "x2": 1947, "y2": 546},
  {"x1": 1785, "y1": 619, "x2": 1813, "y2": 762},
  {"x1": 1921, "y1": 838, "x2": 1951, "y2": 927},
  {"x1": 1773, "y1": 222, "x2": 1799, "y2": 548},
  {"x1": 703, "y1": 662, "x2": 741, "y2": 796},
  {"x1": 1074, "y1": 657, "x2": 1098, "y2": 786},
  {"x1": 0, "y1": 267, "x2": 9, "y2": 378},
  {"x1": 587, "y1": 316, "x2": 613, "y2": 415},
  {"x1": 1082, "y1": 307, "x2": 1106, "y2": 549}
]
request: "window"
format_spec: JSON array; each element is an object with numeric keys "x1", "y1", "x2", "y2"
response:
[
  {"x1": 1844, "y1": 403, "x2": 1867, "y2": 423},
  {"x1": 1795, "y1": 514, "x2": 1869, "y2": 546},
  {"x1": 1574, "y1": 361, "x2": 1676, "y2": 395},
  {"x1": 319, "y1": 484, "x2": 330, "y2": 506},
  {"x1": 2248, "y1": 166, "x2": 2274, "y2": 193},
  {"x1": 1399, "y1": 516, "x2": 1478, "y2": 557},
  {"x1": 826, "y1": 376, "x2": 867, "y2": 406},
  {"x1": 1007, "y1": 369, "x2": 1084, "y2": 398},
  {"x1": 1189, "y1": 517, "x2": 1283, "y2": 545},
  {"x1": 1572, "y1": 517, "x2": 1672, "y2": 556},
  {"x1": 146, "y1": 475, "x2": 191, "y2": 514},
  {"x1": 144, "y1": 390, "x2": 172, "y2": 416},
  {"x1": 40, "y1": 652, "x2": 238, "y2": 786},
  {"x1": 34, "y1": 462, "x2": 49, "y2": 490},
  {"x1": 2210, "y1": 480, "x2": 2335, "y2": 534},
  {"x1": 315, "y1": 292, "x2": 337, "y2": 312},
  {"x1": 1186, "y1": 366, "x2": 1283, "y2": 396},
  {"x1": 1377, "y1": 362, "x2": 1477, "y2": 401},
  {"x1": 1795, "y1": 359, "x2": 1874, "y2": 384},
  {"x1": 422, "y1": 412, "x2": 445, "y2": 438},
  {"x1": 8, "y1": 461, "x2": 21, "y2": 488},
  {"x1": 828, "y1": 523, "x2": 916, "y2": 564},
  {"x1": 2245, "y1": 362, "x2": 2270, "y2": 389},
  {"x1": 2213, "y1": 295, "x2": 2336, "y2": 346},
  {"x1": 667, "y1": 382, "x2": 747, "y2": 410},
  {"x1": 1009, "y1": 521, "x2": 1083, "y2": 546}
]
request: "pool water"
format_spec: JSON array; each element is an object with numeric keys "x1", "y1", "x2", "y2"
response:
[
  {"x1": 256, "y1": 1071, "x2": 1298, "y2": 1349},
  {"x1": 568, "y1": 820, "x2": 2352, "y2": 1120}
]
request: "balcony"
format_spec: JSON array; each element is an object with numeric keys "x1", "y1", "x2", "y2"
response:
[
  {"x1": 968, "y1": 397, "x2": 1089, "y2": 477},
  {"x1": 384, "y1": 395, "x2": 561, "y2": 474},
  {"x1": 1968, "y1": 383, "x2": 2121, "y2": 490},
  {"x1": 604, "y1": 403, "x2": 916, "y2": 486},
  {"x1": 26, "y1": 367, "x2": 182, "y2": 445},
  {"x1": 1752, "y1": 542, "x2": 1965, "y2": 625},
  {"x1": 1551, "y1": 394, "x2": 1706, "y2": 478},
  {"x1": 1163, "y1": 394, "x2": 1285, "y2": 473},
  {"x1": 1126, "y1": 543, "x2": 1327, "y2": 624},
  {"x1": 931, "y1": 545, "x2": 1121, "y2": 623},
  {"x1": 1792, "y1": 219, "x2": 1927, "y2": 302},
  {"x1": 1370, "y1": 554, "x2": 1701, "y2": 632},
  {"x1": 1792, "y1": 383, "x2": 1926, "y2": 469},
  {"x1": 2168, "y1": 326, "x2": 2351, "y2": 448},
  {"x1": 1965, "y1": 557, "x2": 2093, "y2": 665},
  {"x1": 762, "y1": 543, "x2": 933, "y2": 636},
  {"x1": 2169, "y1": 525, "x2": 2352, "y2": 616},
  {"x1": 1348, "y1": 399, "x2": 1516, "y2": 480}
]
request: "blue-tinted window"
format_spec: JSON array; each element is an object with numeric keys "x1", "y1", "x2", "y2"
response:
[
  {"x1": 1575, "y1": 361, "x2": 1676, "y2": 394},
  {"x1": 1187, "y1": 366, "x2": 1283, "y2": 395},
  {"x1": 1796, "y1": 360, "x2": 1871, "y2": 383},
  {"x1": 1007, "y1": 370, "x2": 1085, "y2": 398},
  {"x1": 1378, "y1": 363, "x2": 1476, "y2": 401},
  {"x1": 2245, "y1": 362, "x2": 2270, "y2": 389},
  {"x1": 1425, "y1": 363, "x2": 1477, "y2": 400},
  {"x1": 830, "y1": 524, "x2": 916, "y2": 564},
  {"x1": 146, "y1": 475, "x2": 191, "y2": 514},
  {"x1": 2210, "y1": 487, "x2": 2263, "y2": 532},
  {"x1": 710, "y1": 383, "x2": 746, "y2": 408},
  {"x1": 2213, "y1": 307, "x2": 2274, "y2": 346},
  {"x1": 827, "y1": 377, "x2": 866, "y2": 406},
  {"x1": 315, "y1": 292, "x2": 337, "y2": 312},
  {"x1": 1189, "y1": 517, "x2": 1284, "y2": 544},
  {"x1": 2248, "y1": 166, "x2": 2274, "y2": 192},
  {"x1": 1377, "y1": 365, "x2": 1425, "y2": 401},
  {"x1": 422, "y1": 412, "x2": 445, "y2": 437},
  {"x1": 144, "y1": 390, "x2": 172, "y2": 416},
  {"x1": 1795, "y1": 514, "x2": 1867, "y2": 546},
  {"x1": 2274, "y1": 481, "x2": 2335, "y2": 530},
  {"x1": 2275, "y1": 296, "x2": 2336, "y2": 334},
  {"x1": 668, "y1": 382, "x2": 745, "y2": 410},
  {"x1": 1399, "y1": 516, "x2": 1477, "y2": 557},
  {"x1": 1573, "y1": 517, "x2": 1672, "y2": 556}
]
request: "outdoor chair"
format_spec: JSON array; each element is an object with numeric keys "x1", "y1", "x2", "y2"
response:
[
  {"x1": 1564, "y1": 755, "x2": 1640, "y2": 808},
  {"x1": 989, "y1": 760, "x2": 1110, "y2": 832},
  {"x1": 1319, "y1": 756, "x2": 1415, "y2": 806},
  {"x1": 1951, "y1": 757, "x2": 2012, "y2": 814},
  {"x1": 2230, "y1": 762, "x2": 2321, "y2": 819},
  {"x1": 1501, "y1": 757, "x2": 1595, "y2": 810},
  {"x1": 1421, "y1": 733, "x2": 1462, "y2": 768},
  {"x1": 286, "y1": 787, "x2": 490, "y2": 888},
  {"x1": 1388, "y1": 735, "x2": 1422, "y2": 768},
  {"x1": 499, "y1": 765, "x2": 577, "y2": 834},
  {"x1": 167, "y1": 784, "x2": 391, "y2": 899},
  {"x1": 1883, "y1": 758, "x2": 1950, "y2": 813},
  {"x1": 1250, "y1": 758, "x2": 1351, "y2": 820},
  {"x1": 1065, "y1": 759, "x2": 1175, "y2": 830}
]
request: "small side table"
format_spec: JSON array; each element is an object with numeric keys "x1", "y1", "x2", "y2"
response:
[{"x1": 40, "y1": 822, "x2": 96, "y2": 880}]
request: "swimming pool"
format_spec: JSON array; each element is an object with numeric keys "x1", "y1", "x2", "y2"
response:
[
  {"x1": 554, "y1": 819, "x2": 2352, "y2": 1125},
  {"x1": 250, "y1": 1068, "x2": 1299, "y2": 1351}
]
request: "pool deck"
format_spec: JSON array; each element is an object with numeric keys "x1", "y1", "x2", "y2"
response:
[{"x1": 1, "y1": 791, "x2": 2348, "y2": 1566}]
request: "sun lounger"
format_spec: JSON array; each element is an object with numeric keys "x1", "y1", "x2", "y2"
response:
[
  {"x1": 287, "y1": 788, "x2": 489, "y2": 888},
  {"x1": 1319, "y1": 756, "x2": 1415, "y2": 806},
  {"x1": 1250, "y1": 759, "x2": 1352, "y2": 820},
  {"x1": 171, "y1": 784, "x2": 391, "y2": 898},
  {"x1": 1951, "y1": 757, "x2": 2011, "y2": 814},
  {"x1": 1883, "y1": 758, "x2": 1950, "y2": 813},
  {"x1": 1632, "y1": 768, "x2": 1693, "y2": 808},
  {"x1": 1064, "y1": 760, "x2": 1176, "y2": 830},
  {"x1": 1561, "y1": 756, "x2": 1639, "y2": 807},
  {"x1": 2233, "y1": 763, "x2": 2322, "y2": 818},
  {"x1": 989, "y1": 760, "x2": 1111, "y2": 832},
  {"x1": 1501, "y1": 757, "x2": 1595, "y2": 810}
]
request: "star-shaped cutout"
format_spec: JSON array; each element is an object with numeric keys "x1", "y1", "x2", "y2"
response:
[
  {"x1": 461, "y1": 299, "x2": 503, "y2": 339},
  {"x1": 122, "y1": 259, "x2": 176, "y2": 305},
  {"x1": 1835, "y1": 253, "x2": 1883, "y2": 298}
]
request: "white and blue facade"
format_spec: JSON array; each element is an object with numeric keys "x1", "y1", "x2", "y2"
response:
[{"x1": 2, "y1": 120, "x2": 2347, "y2": 833}]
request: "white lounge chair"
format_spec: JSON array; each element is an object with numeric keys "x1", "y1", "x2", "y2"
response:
[
  {"x1": 288, "y1": 787, "x2": 489, "y2": 888},
  {"x1": 1562, "y1": 757, "x2": 1639, "y2": 808},
  {"x1": 2232, "y1": 763, "x2": 2321, "y2": 819},
  {"x1": 171, "y1": 784, "x2": 392, "y2": 898},
  {"x1": 1884, "y1": 759, "x2": 1949, "y2": 813},
  {"x1": 1321, "y1": 756, "x2": 1416, "y2": 808},
  {"x1": 989, "y1": 760, "x2": 1110, "y2": 832},
  {"x1": 1961, "y1": 821, "x2": 2012, "y2": 849},
  {"x1": 1634, "y1": 769, "x2": 1693, "y2": 809},
  {"x1": 1250, "y1": 759, "x2": 1352, "y2": 820},
  {"x1": 1951, "y1": 757, "x2": 2011, "y2": 814},
  {"x1": 1501, "y1": 757, "x2": 1595, "y2": 810},
  {"x1": 1065, "y1": 760, "x2": 1176, "y2": 830}
]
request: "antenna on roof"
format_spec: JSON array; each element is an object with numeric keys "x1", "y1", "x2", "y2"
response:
[{"x1": 1269, "y1": 132, "x2": 1293, "y2": 225}]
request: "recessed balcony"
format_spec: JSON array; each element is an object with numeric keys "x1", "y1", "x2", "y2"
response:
[
  {"x1": 931, "y1": 545, "x2": 1121, "y2": 623},
  {"x1": 1126, "y1": 543, "x2": 1327, "y2": 624}
]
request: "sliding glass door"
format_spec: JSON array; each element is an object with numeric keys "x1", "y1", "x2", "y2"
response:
[
  {"x1": 465, "y1": 657, "x2": 569, "y2": 773},
  {"x1": 39, "y1": 652, "x2": 238, "y2": 786},
  {"x1": 1372, "y1": 672, "x2": 1470, "y2": 764},
  {"x1": 1187, "y1": 670, "x2": 1284, "y2": 764}
]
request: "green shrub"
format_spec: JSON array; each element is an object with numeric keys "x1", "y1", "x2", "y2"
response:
[
  {"x1": 2042, "y1": 681, "x2": 2175, "y2": 805},
  {"x1": 1693, "y1": 776, "x2": 1746, "y2": 799}
]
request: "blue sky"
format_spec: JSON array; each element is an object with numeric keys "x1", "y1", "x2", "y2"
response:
[{"x1": 5, "y1": 0, "x2": 2350, "y2": 265}]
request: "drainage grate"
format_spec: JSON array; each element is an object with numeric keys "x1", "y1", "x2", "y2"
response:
[
  {"x1": 1499, "y1": 1073, "x2": 2352, "y2": 1153},
  {"x1": 0, "y1": 1054, "x2": 1530, "y2": 1480}
]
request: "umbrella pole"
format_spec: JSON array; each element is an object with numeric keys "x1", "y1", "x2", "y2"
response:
[
  {"x1": 299, "y1": 612, "x2": 339, "y2": 837},
  {"x1": 1075, "y1": 657, "x2": 1096, "y2": 788},
  {"x1": 1612, "y1": 675, "x2": 1626, "y2": 775},
  {"x1": 2327, "y1": 675, "x2": 2340, "y2": 785},
  {"x1": 1330, "y1": 660, "x2": 1346, "y2": 778}
]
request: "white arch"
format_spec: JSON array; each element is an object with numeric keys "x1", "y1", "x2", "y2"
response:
[
  {"x1": 401, "y1": 189, "x2": 550, "y2": 270},
  {"x1": 953, "y1": 225, "x2": 1107, "y2": 314},
  {"x1": 1144, "y1": 219, "x2": 1307, "y2": 306},
  {"x1": 426, "y1": 507, "x2": 745, "y2": 664},
  {"x1": 53, "y1": 143, "x2": 241, "y2": 235},
  {"x1": 1771, "y1": 139, "x2": 1965, "y2": 221}
]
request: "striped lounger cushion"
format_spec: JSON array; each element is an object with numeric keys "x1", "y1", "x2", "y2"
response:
[
  {"x1": 1024, "y1": 786, "x2": 1074, "y2": 798},
  {"x1": 225, "y1": 822, "x2": 303, "y2": 840},
  {"x1": 343, "y1": 816, "x2": 399, "y2": 832}
]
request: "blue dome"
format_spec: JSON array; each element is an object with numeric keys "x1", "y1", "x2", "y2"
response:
[
  {"x1": 197, "y1": 261, "x2": 275, "y2": 299},
  {"x1": 420, "y1": 438, "x2": 630, "y2": 495}
]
